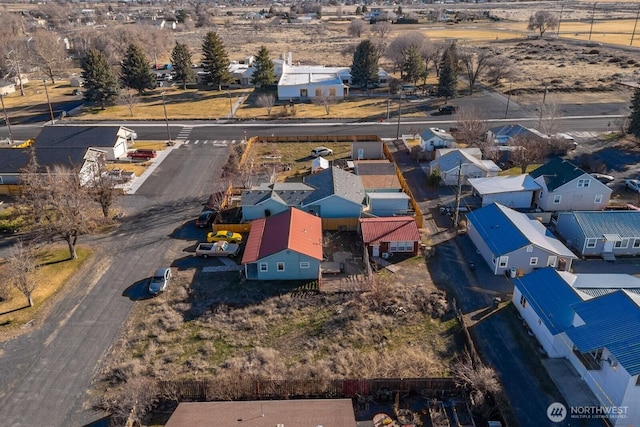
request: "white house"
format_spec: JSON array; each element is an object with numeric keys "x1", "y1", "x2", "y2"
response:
[
  {"x1": 277, "y1": 62, "x2": 348, "y2": 101},
  {"x1": 419, "y1": 127, "x2": 456, "y2": 152},
  {"x1": 513, "y1": 268, "x2": 640, "y2": 426}
]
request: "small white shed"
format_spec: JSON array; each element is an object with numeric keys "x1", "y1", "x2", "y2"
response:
[{"x1": 312, "y1": 156, "x2": 329, "y2": 173}]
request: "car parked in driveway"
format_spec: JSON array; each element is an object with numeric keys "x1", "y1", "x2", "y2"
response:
[
  {"x1": 591, "y1": 173, "x2": 615, "y2": 186},
  {"x1": 195, "y1": 210, "x2": 215, "y2": 228},
  {"x1": 149, "y1": 267, "x2": 172, "y2": 294},
  {"x1": 311, "y1": 147, "x2": 333, "y2": 157},
  {"x1": 625, "y1": 179, "x2": 640, "y2": 193},
  {"x1": 207, "y1": 230, "x2": 243, "y2": 243}
]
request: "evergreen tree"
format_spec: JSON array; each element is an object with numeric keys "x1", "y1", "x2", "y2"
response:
[
  {"x1": 81, "y1": 49, "x2": 119, "y2": 109},
  {"x1": 628, "y1": 87, "x2": 640, "y2": 138},
  {"x1": 350, "y1": 39, "x2": 379, "y2": 90},
  {"x1": 171, "y1": 42, "x2": 195, "y2": 90},
  {"x1": 438, "y1": 43, "x2": 459, "y2": 100},
  {"x1": 201, "y1": 31, "x2": 231, "y2": 91},
  {"x1": 402, "y1": 46, "x2": 426, "y2": 85},
  {"x1": 120, "y1": 43, "x2": 155, "y2": 95},
  {"x1": 251, "y1": 45, "x2": 276, "y2": 88}
]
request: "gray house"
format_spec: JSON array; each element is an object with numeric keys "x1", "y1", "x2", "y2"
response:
[
  {"x1": 351, "y1": 140, "x2": 384, "y2": 160},
  {"x1": 430, "y1": 148, "x2": 501, "y2": 186},
  {"x1": 555, "y1": 210, "x2": 640, "y2": 260},
  {"x1": 469, "y1": 174, "x2": 541, "y2": 208},
  {"x1": 365, "y1": 192, "x2": 411, "y2": 217},
  {"x1": 529, "y1": 158, "x2": 612, "y2": 212},
  {"x1": 467, "y1": 203, "x2": 576, "y2": 275},
  {"x1": 241, "y1": 182, "x2": 315, "y2": 222},
  {"x1": 303, "y1": 167, "x2": 365, "y2": 218},
  {"x1": 241, "y1": 208, "x2": 323, "y2": 281},
  {"x1": 420, "y1": 127, "x2": 456, "y2": 152}
]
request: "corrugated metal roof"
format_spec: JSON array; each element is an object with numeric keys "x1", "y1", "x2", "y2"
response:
[
  {"x1": 513, "y1": 268, "x2": 583, "y2": 335},
  {"x1": 570, "y1": 211, "x2": 640, "y2": 238},
  {"x1": 567, "y1": 290, "x2": 640, "y2": 376},
  {"x1": 359, "y1": 216, "x2": 420, "y2": 244},
  {"x1": 241, "y1": 208, "x2": 322, "y2": 264},
  {"x1": 469, "y1": 175, "x2": 541, "y2": 195},
  {"x1": 467, "y1": 203, "x2": 576, "y2": 258}
]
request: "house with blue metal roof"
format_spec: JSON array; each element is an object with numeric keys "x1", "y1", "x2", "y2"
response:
[
  {"x1": 529, "y1": 157, "x2": 612, "y2": 212},
  {"x1": 467, "y1": 203, "x2": 576, "y2": 275},
  {"x1": 513, "y1": 269, "x2": 640, "y2": 426},
  {"x1": 555, "y1": 210, "x2": 640, "y2": 260}
]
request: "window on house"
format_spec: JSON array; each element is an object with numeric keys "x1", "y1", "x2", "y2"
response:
[
  {"x1": 577, "y1": 178, "x2": 591, "y2": 188},
  {"x1": 300, "y1": 261, "x2": 310, "y2": 269},
  {"x1": 329, "y1": 87, "x2": 337, "y2": 97},
  {"x1": 499, "y1": 256, "x2": 508, "y2": 267},
  {"x1": 530, "y1": 257, "x2": 538, "y2": 266},
  {"x1": 615, "y1": 239, "x2": 629, "y2": 249},
  {"x1": 586, "y1": 239, "x2": 597, "y2": 248},
  {"x1": 300, "y1": 89, "x2": 308, "y2": 97},
  {"x1": 636, "y1": 376, "x2": 640, "y2": 386},
  {"x1": 277, "y1": 262, "x2": 285, "y2": 272},
  {"x1": 526, "y1": 245, "x2": 533, "y2": 253},
  {"x1": 520, "y1": 294, "x2": 527, "y2": 308},
  {"x1": 634, "y1": 239, "x2": 640, "y2": 248},
  {"x1": 553, "y1": 195, "x2": 562, "y2": 204},
  {"x1": 390, "y1": 242, "x2": 398, "y2": 252},
  {"x1": 315, "y1": 88, "x2": 322, "y2": 97},
  {"x1": 0, "y1": 176, "x2": 3, "y2": 184},
  {"x1": 259, "y1": 263, "x2": 268, "y2": 272},
  {"x1": 594, "y1": 194, "x2": 603, "y2": 204}
]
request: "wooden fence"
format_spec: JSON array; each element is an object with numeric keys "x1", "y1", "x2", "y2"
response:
[
  {"x1": 382, "y1": 143, "x2": 424, "y2": 228},
  {"x1": 321, "y1": 217, "x2": 360, "y2": 231},
  {"x1": 0, "y1": 184, "x2": 21, "y2": 195},
  {"x1": 254, "y1": 135, "x2": 381, "y2": 144},
  {"x1": 159, "y1": 377, "x2": 457, "y2": 402}
]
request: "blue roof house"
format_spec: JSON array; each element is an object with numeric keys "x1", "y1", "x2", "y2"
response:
[
  {"x1": 467, "y1": 203, "x2": 576, "y2": 275},
  {"x1": 513, "y1": 269, "x2": 640, "y2": 426},
  {"x1": 555, "y1": 210, "x2": 640, "y2": 260}
]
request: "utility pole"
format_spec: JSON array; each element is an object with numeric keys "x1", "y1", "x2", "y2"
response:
[
  {"x1": 161, "y1": 92, "x2": 172, "y2": 144},
  {"x1": 227, "y1": 90, "x2": 234, "y2": 119},
  {"x1": 453, "y1": 159, "x2": 464, "y2": 229},
  {"x1": 589, "y1": 2, "x2": 597, "y2": 41},
  {"x1": 505, "y1": 82, "x2": 513, "y2": 119},
  {"x1": 538, "y1": 83, "x2": 548, "y2": 130},
  {"x1": 0, "y1": 94, "x2": 14, "y2": 145},
  {"x1": 557, "y1": 3, "x2": 564, "y2": 37},
  {"x1": 43, "y1": 79, "x2": 55, "y2": 124},
  {"x1": 631, "y1": 4, "x2": 640, "y2": 46},
  {"x1": 395, "y1": 92, "x2": 402, "y2": 140}
]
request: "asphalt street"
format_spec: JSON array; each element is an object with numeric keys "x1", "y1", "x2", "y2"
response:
[{"x1": 0, "y1": 142, "x2": 230, "y2": 426}]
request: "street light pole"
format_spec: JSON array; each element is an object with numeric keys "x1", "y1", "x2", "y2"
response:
[
  {"x1": 631, "y1": 4, "x2": 640, "y2": 46},
  {"x1": 557, "y1": 3, "x2": 564, "y2": 37},
  {"x1": 395, "y1": 92, "x2": 402, "y2": 140},
  {"x1": 0, "y1": 94, "x2": 14, "y2": 145},
  {"x1": 43, "y1": 79, "x2": 55, "y2": 124},
  {"x1": 161, "y1": 92, "x2": 172, "y2": 144},
  {"x1": 589, "y1": 2, "x2": 597, "y2": 41}
]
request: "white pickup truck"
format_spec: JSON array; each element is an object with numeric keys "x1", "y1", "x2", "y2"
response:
[{"x1": 195, "y1": 241, "x2": 240, "y2": 258}]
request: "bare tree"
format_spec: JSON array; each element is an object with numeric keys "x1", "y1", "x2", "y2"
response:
[
  {"x1": 485, "y1": 55, "x2": 519, "y2": 86},
  {"x1": 458, "y1": 47, "x2": 491, "y2": 95},
  {"x1": 20, "y1": 163, "x2": 96, "y2": 259},
  {"x1": 31, "y1": 29, "x2": 68, "y2": 84},
  {"x1": 455, "y1": 105, "x2": 488, "y2": 146},
  {"x1": 347, "y1": 19, "x2": 367, "y2": 38},
  {"x1": 312, "y1": 89, "x2": 337, "y2": 115},
  {"x1": 256, "y1": 93, "x2": 276, "y2": 116},
  {"x1": 98, "y1": 376, "x2": 159, "y2": 427},
  {"x1": 537, "y1": 101, "x2": 561, "y2": 137},
  {"x1": 86, "y1": 154, "x2": 120, "y2": 218},
  {"x1": 508, "y1": 134, "x2": 551, "y2": 173},
  {"x1": 372, "y1": 21, "x2": 393, "y2": 40},
  {"x1": 386, "y1": 31, "x2": 428, "y2": 76},
  {"x1": 3, "y1": 36, "x2": 29, "y2": 96},
  {"x1": 4, "y1": 240, "x2": 40, "y2": 307},
  {"x1": 451, "y1": 352, "x2": 501, "y2": 416},
  {"x1": 119, "y1": 90, "x2": 139, "y2": 118},
  {"x1": 528, "y1": 11, "x2": 559, "y2": 38}
]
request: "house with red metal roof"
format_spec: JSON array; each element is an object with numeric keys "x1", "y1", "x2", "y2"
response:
[
  {"x1": 241, "y1": 208, "x2": 323, "y2": 280},
  {"x1": 359, "y1": 216, "x2": 421, "y2": 258}
]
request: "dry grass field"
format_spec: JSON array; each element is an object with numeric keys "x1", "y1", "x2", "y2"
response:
[{"x1": 98, "y1": 257, "x2": 457, "y2": 397}]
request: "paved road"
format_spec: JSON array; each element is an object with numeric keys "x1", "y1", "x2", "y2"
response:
[{"x1": 0, "y1": 143, "x2": 229, "y2": 426}]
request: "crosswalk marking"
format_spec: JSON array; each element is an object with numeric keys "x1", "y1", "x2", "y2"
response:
[{"x1": 181, "y1": 139, "x2": 228, "y2": 147}]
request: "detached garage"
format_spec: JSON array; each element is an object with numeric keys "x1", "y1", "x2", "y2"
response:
[{"x1": 359, "y1": 216, "x2": 420, "y2": 257}]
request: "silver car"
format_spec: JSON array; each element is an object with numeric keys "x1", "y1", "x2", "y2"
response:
[
  {"x1": 149, "y1": 268, "x2": 172, "y2": 294},
  {"x1": 625, "y1": 179, "x2": 640, "y2": 193}
]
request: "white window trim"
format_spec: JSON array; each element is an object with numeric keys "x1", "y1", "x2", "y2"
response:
[
  {"x1": 526, "y1": 245, "x2": 533, "y2": 253},
  {"x1": 499, "y1": 256, "x2": 508, "y2": 268},
  {"x1": 577, "y1": 178, "x2": 591, "y2": 188},
  {"x1": 277, "y1": 261, "x2": 285, "y2": 272},
  {"x1": 586, "y1": 238, "x2": 597, "y2": 248},
  {"x1": 594, "y1": 194, "x2": 603, "y2": 204},
  {"x1": 530, "y1": 257, "x2": 538, "y2": 266},
  {"x1": 634, "y1": 239, "x2": 640, "y2": 248},
  {"x1": 259, "y1": 262, "x2": 268, "y2": 272},
  {"x1": 553, "y1": 195, "x2": 562, "y2": 204},
  {"x1": 615, "y1": 239, "x2": 629, "y2": 249},
  {"x1": 300, "y1": 261, "x2": 310, "y2": 269}
]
